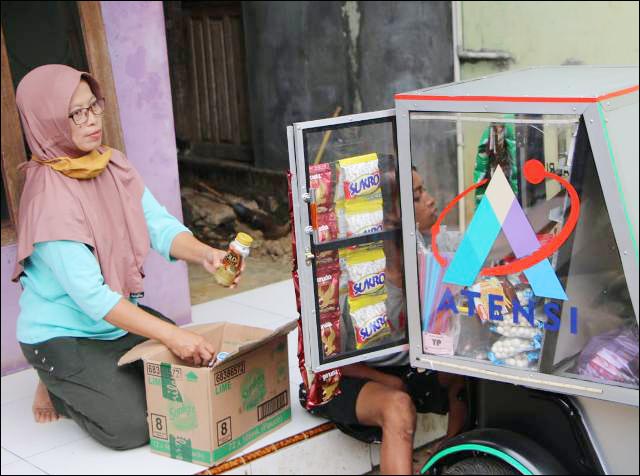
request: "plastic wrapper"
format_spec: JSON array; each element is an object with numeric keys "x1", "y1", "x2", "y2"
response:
[
  {"x1": 309, "y1": 163, "x2": 334, "y2": 211},
  {"x1": 316, "y1": 210, "x2": 338, "y2": 243},
  {"x1": 316, "y1": 250, "x2": 339, "y2": 268},
  {"x1": 453, "y1": 311, "x2": 491, "y2": 360},
  {"x1": 316, "y1": 264, "x2": 340, "y2": 312},
  {"x1": 350, "y1": 293, "x2": 391, "y2": 350},
  {"x1": 338, "y1": 153, "x2": 382, "y2": 200},
  {"x1": 320, "y1": 311, "x2": 341, "y2": 358},
  {"x1": 469, "y1": 277, "x2": 514, "y2": 321},
  {"x1": 336, "y1": 199, "x2": 347, "y2": 238},
  {"x1": 573, "y1": 325, "x2": 639, "y2": 386},
  {"x1": 490, "y1": 316, "x2": 544, "y2": 339},
  {"x1": 346, "y1": 247, "x2": 386, "y2": 299},
  {"x1": 489, "y1": 335, "x2": 542, "y2": 360},
  {"x1": 306, "y1": 368, "x2": 342, "y2": 408},
  {"x1": 434, "y1": 225, "x2": 463, "y2": 253},
  {"x1": 488, "y1": 351, "x2": 540, "y2": 368},
  {"x1": 345, "y1": 198, "x2": 384, "y2": 236}
]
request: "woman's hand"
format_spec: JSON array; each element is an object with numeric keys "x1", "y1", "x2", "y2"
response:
[
  {"x1": 202, "y1": 247, "x2": 227, "y2": 275},
  {"x1": 202, "y1": 247, "x2": 246, "y2": 288},
  {"x1": 162, "y1": 327, "x2": 216, "y2": 366}
]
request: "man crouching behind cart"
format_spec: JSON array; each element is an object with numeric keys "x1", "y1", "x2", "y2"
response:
[{"x1": 300, "y1": 167, "x2": 466, "y2": 475}]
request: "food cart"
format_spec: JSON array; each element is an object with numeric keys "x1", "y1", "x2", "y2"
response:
[{"x1": 287, "y1": 66, "x2": 638, "y2": 474}]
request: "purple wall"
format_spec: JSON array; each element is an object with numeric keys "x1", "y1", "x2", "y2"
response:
[
  {"x1": 0, "y1": 1, "x2": 192, "y2": 376},
  {"x1": 1, "y1": 246, "x2": 24, "y2": 375},
  {"x1": 100, "y1": 1, "x2": 192, "y2": 325}
]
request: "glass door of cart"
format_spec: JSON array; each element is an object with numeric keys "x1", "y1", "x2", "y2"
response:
[
  {"x1": 287, "y1": 110, "x2": 410, "y2": 372},
  {"x1": 399, "y1": 109, "x2": 638, "y2": 406}
]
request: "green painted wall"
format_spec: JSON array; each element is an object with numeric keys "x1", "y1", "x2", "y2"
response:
[
  {"x1": 456, "y1": 1, "x2": 638, "y2": 221},
  {"x1": 460, "y1": 1, "x2": 639, "y2": 80}
]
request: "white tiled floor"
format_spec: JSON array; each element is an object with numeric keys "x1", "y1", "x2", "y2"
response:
[
  {"x1": 0, "y1": 280, "x2": 329, "y2": 475},
  {"x1": 1, "y1": 279, "x2": 445, "y2": 475}
]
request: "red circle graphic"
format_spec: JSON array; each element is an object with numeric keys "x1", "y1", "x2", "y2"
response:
[{"x1": 431, "y1": 160, "x2": 580, "y2": 276}]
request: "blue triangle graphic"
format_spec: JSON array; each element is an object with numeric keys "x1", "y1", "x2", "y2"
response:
[{"x1": 443, "y1": 195, "x2": 567, "y2": 301}]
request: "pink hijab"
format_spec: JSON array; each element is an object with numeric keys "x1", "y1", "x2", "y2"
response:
[{"x1": 12, "y1": 64, "x2": 150, "y2": 298}]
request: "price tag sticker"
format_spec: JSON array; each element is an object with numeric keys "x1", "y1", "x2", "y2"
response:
[{"x1": 423, "y1": 332, "x2": 454, "y2": 355}]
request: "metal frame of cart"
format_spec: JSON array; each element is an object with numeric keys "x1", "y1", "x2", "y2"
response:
[{"x1": 287, "y1": 66, "x2": 639, "y2": 409}]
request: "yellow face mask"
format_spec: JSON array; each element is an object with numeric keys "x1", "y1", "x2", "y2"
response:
[{"x1": 33, "y1": 147, "x2": 112, "y2": 179}]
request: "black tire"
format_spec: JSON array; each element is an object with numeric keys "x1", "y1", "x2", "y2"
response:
[{"x1": 441, "y1": 456, "x2": 518, "y2": 475}]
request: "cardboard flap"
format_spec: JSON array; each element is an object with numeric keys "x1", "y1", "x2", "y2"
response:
[
  {"x1": 118, "y1": 320, "x2": 297, "y2": 367},
  {"x1": 118, "y1": 338, "x2": 168, "y2": 366},
  {"x1": 118, "y1": 323, "x2": 226, "y2": 366},
  {"x1": 217, "y1": 320, "x2": 297, "y2": 366}
]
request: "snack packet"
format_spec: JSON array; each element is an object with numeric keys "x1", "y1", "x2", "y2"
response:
[
  {"x1": 309, "y1": 163, "x2": 334, "y2": 211},
  {"x1": 490, "y1": 317, "x2": 544, "y2": 339},
  {"x1": 345, "y1": 198, "x2": 384, "y2": 236},
  {"x1": 346, "y1": 247, "x2": 386, "y2": 299},
  {"x1": 349, "y1": 293, "x2": 391, "y2": 350},
  {"x1": 338, "y1": 153, "x2": 381, "y2": 200},
  {"x1": 316, "y1": 210, "x2": 338, "y2": 243},
  {"x1": 316, "y1": 250, "x2": 339, "y2": 267},
  {"x1": 470, "y1": 277, "x2": 513, "y2": 321},
  {"x1": 320, "y1": 311, "x2": 341, "y2": 358},
  {"x1": 316, "y1": 264, "x2": 340, "y2": 312},
  {"x1": 488, "y1": 335, "x2": 542, "y2": 360},
  {"x1": 488, "y1": 350, "x2": 540, "y2": 368},
  {"x1": 306, "y1": 368, "x2": 342, "y2": 407}
]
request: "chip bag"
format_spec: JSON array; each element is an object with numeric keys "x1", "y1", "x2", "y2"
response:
[
  {"x1": 349, "y1": 293, "x2": 391, "y2": 350},
  {"x1": 316, "y1": 210, "x2": 338, "y2": 243},
  {"x1": 338, "y1": 153, "x2": 382, "y2": 200},
  {"x1": 345, "y1": 198, "x2": 384, "y2": 236},
  {"x1": 346, "y1": 247, "x2": 386, "y2": 299},
  {"x1": 470, "y1": 277, "x2": 513, "y2": 321},
  {"x1": 316, "y1": 264, "x2": 340, "y2": 312},
  {"x1": 320, "y1": 311, "x2": 341, "y2": 358},
  {"x1": 309, "y1": 163, "x2": 334, "y2": 211}
]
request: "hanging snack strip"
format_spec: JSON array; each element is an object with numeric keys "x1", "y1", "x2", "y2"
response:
[
  {"x1": 309, "y1": 163, "x2": 338, "y2": 243},
  {"x1": 316, "y1": 263, "x2": 341, "y2": 358},
  {"x1": 337, "y1": 154, "x2": 384, "y2": 238}
]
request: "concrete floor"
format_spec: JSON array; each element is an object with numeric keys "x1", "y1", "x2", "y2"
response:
[
  {"x1": 186, "y1": 266, "x2": 448, "y2": 474},
  {"x1": 188, "y1": 254, "x2": 293, "y2": 304}
]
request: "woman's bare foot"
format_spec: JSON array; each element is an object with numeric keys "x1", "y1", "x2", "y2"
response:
[{"x1": 33, "y1": 381, "x2": 60, "y2": 423}]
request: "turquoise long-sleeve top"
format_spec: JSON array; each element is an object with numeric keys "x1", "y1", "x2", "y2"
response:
[{"x1": 17, "y1": 187, "x2": 191, "y2": 344}]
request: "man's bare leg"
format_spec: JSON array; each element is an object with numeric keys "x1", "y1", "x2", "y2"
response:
[
  {"x1": 355, "y1": 381, "x2": 416, "y2": 475},
  {"x1": 33, "y1": 378, "x2": 59, "y2": 423},
  {"x1": 437, "y1": 373, "x2": 466, "y2": 438}
]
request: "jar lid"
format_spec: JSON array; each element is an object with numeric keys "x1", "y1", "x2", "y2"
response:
[{"x1": 235, "y1": 232, "x2": 253, "y2": 247}]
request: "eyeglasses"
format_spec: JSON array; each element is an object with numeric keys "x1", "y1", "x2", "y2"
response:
[{"x1": 68, "y1": 98, "x2": 105, "y2": 126}]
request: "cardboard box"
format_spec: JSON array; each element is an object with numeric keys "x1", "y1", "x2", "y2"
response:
[{"x1": 118, "y1": 321, "x2": 296, "y2": 467}]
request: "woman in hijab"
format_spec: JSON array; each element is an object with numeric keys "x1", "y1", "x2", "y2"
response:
[{"x1": 13, "y1": 64, "x2": 235, "y2": 450}]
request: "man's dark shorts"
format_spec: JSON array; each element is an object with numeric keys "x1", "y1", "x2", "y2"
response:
[{"x1": 301, "y1": 366, "x2": 450, "y2": 443}]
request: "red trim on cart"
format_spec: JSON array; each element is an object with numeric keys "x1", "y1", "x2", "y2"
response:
[{"x1": 395, "y1": 84, "x2": 639, "y2": 103}]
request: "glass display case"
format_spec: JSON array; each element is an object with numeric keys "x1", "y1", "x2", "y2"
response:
[
  {"x1": 288, "y1": 66, "x2": 638, "y2": 405},
  {"x1": 288, "y1": 110, "x2": 410, "y2": 371}
]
